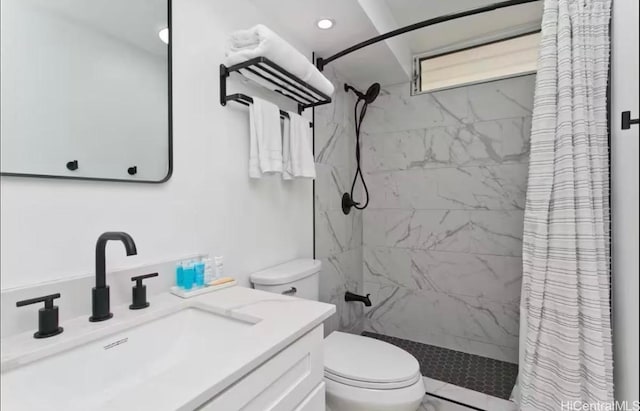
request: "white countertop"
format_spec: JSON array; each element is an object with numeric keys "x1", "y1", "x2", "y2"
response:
[{"x1": 0, "y1": 286, "x2": 335, "y2": 410}]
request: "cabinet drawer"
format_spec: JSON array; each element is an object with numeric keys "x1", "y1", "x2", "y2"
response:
[{"x1": 198, "y1": 325, "x2": 324, "y2": 411}]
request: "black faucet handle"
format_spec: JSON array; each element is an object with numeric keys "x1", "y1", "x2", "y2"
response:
[
  {"x1": 16, "y1": 293, "x2": 61, "y2": 308},
  {"x1": 16, "y1": 293, "x2": 64, "y2": 339},
  {"x1": 131, "y1": 272, "x2": 158, "y2": 285},
  {"x1": 129, "y1": 272, "x2": 158, "y2": 310}
]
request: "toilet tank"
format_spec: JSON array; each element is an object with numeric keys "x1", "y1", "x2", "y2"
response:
[{"x1": 250, "y1": 259, "x2": 321, "y2": 301}]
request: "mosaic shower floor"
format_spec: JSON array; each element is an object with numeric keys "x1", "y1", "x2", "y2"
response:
[{"x1": 362, "y1": 332, "x2": 518, "y2": 400}]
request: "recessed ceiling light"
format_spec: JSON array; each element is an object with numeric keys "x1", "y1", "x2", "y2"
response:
[
  {"x1": 316, "y1": 19, "x2": 334, "y2": 30},
  {"x1": 158, "y1": 28, "x2": 169, "y2": 44}
]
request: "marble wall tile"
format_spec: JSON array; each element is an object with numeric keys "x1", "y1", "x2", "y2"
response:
[
  {"x1": 467, "y1": 75, "x2": 536, "y2": 122},
  {"x1": 362, "y1": 117, "x2": 531, "y2": 174},
  {"x1": 430, "y1": 124, "x2": 503, "y2": 166},
  {"x1": 362, "y1": 209, "x2": 388, "y2": 247},
  {"x1": 498, "y1": 116, "x2": 532, "y2": 163},
  {"x1": 361, "y1": 84, "x2": 469, "y2": 134},
  {"x1": 434, "y1": 165, "x2": 528, "y2": 210},
  {"x1": 315, "y1": 207, "x2": 362, "y2": 258},
  {"x1": 364, "y1": 247, "x2": 521, "y2": 304},
  {"x1": 314, "y1": 67, "x2": 364, "y2": 337},
  {"x1": 365, "y1": 164, "x2": 527, "y2": 211},
  {"x1": 360, "y1": 75, "x2": 535, "y2": 134},
  {"x1": 361, "y1": 129, "x2": 428, "y2": 173},
  {"x1": 363, "y1": 281, "x2": 520, "y2": 351},
  {"x1": 316, "y1": 73, "x2": 533, "y2": 360},
  {"x1": 314, "y1": 66, "x2": 350, "y2": 126},
  {"x1": 363, "y1": 209, "x2": 471, "y2": 252},
  {"x1": 364, "y1": 169, "x2": 444, "y2": 210},
  {"x1": 320, "y1": 248, "x2": 364, "y2": 336},
  {"x1": 314, "y1": 121, "x2": 351, "y2": 167},
  {"x1": 409, "y1": 250, "x2": 522, "y2": 305},
  {"x1": 470, "y1": 210, "x2": 525, "y2": 257},
  {"x1": 314, "y1": 164, "x2": 352, "y2": 212},
  {"x1": 363, "y1": 246, "x2": 417, "y2": 290}
]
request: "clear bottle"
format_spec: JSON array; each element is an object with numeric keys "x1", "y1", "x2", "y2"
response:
[
  {"x1": 203, "y1": 257, "x2": 215, "y2": 283},
  {"x1": 214, "y1": 256, "x2": 224, "y2": 279}
]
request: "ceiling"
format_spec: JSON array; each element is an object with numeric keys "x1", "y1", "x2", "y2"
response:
[
  {"x1": 246, "y1": 0, "x2": 410, "y2": 88},
  {"x1": 249, "y1": 0, "x2": 543, "y2": 88},
  {"x1": 384, "y1": 0, "x2": 544, "y2": 55}
]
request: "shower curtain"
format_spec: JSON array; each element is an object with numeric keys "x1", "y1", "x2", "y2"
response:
[{"x1": 513, "y1": 0, "x2": 613, "y2": 409}]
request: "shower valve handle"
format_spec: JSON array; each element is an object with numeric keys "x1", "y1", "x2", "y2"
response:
[{"x1": 342, "y1": 193, "x2": 360, "y2": 214}]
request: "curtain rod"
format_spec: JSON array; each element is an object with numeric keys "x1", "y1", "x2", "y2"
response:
[{"x1": 315, "y1": 0, "x2": 542, "y2": 71}]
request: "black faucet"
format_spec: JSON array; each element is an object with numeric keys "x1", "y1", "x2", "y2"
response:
[
  {"x1": 90, "y1": 232, "x2": 137, "y2": 322},
  {"x1": 345, "y1": 291, "x2": 372, "y2": 307}
]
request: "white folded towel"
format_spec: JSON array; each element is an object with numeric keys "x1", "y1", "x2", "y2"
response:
[
  {"x1": 249, "y1": 96, "x2": 282, "y2": 178},
  {"x1": 225, "y1": 25, "x2": 335, "y2": 98},
  {"x1": 283, "y1": 112, "x2": 315, "y2": 180}
]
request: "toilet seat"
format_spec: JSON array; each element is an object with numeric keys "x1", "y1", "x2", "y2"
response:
[
  {"x1": 324, "y1": 332, "x2": 421, "y2": 390},
  {"x1": 325, "y1": 369, "x2": 422, "y2": 390}
]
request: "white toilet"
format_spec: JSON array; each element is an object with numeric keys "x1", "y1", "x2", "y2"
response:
[{"x1": 250, "y1": 259, "x2": 425, "y2": 411}]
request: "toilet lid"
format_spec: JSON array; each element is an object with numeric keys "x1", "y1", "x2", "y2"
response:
[{"x1": 324, "y1": 332, "x2": 420, "y2": 386}]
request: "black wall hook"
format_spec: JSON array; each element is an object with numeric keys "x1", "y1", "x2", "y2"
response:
[
  {"x1": 66, "y1": 160, "x2": 78, "y2": 171},
  {"x1": 622, "y1": 111, "x2": 639, "y2": 130},
  {"x1": 128, "y1": 166, "x2": 137, "y2": 175}
]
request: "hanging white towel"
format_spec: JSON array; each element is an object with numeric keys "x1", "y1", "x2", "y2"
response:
[
  {"x1": 283, "y1": 112, "x2": 315, "y2": 179},
  {"x1": 249, "y1": 96, "x2": 282, "y2": 178},
  {"x1": 282, "y1": 117, "x2": 293, "y2": 180}
]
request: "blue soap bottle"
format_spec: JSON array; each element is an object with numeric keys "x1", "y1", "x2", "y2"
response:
[
  {"x1": 176, "y1": 262, "x2": 184, "y2": 288},
  {"x1": 183, "y1": 261, "x2": 195, "y2": 290}
]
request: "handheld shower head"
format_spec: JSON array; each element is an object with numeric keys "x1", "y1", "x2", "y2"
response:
[
  {"x1": 364, "y1": 83, "x2": 380, "y2": 104},
  {"x1": 341, "y1": 81, "x2": 381, "y2": 215},
  {"x1": 344, "y1": 82, "x2": 380, "y2": 104}
]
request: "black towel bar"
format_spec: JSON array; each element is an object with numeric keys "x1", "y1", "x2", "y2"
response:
[
  {"x1": 220, "y1": 56, "x2": 332, "y2": 118},
  {"x1": 225, "y1": 93, "x2": 313, "y2": 128}
]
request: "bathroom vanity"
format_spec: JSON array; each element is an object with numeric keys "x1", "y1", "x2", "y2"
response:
[{"x1": 1, "y1": 286, "x2": 335, "y2": 410}]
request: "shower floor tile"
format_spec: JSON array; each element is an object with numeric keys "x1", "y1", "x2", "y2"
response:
[{"x1": 362, "y1": 332, "x2": 518, "y2": 400}]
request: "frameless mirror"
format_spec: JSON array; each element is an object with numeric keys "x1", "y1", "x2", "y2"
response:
[{"x1": 0, "y1": 0, "x2": 172, "y2": 182}]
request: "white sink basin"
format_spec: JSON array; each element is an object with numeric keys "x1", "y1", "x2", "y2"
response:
[{"x1": 1, "y1": 307, "x2": 257, "y2": 410}]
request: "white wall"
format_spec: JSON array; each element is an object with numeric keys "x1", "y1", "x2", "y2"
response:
[
  {"x1": 0, "y1": 0, "x2": 313, "y2": 290},
  {"x1": 611, "y1": 0, "x2": 640, "y2": 404}
]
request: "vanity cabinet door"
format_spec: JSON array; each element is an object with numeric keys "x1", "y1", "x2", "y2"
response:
[
  {"x1": 197, "y1": 325, "x2": 324, "y2": 411},
  {"x1": 293, "y1": 382, "x2": 325, "y2": 411}
]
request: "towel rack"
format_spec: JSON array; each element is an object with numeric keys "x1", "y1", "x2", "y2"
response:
[
  {"x1": 225, "y1": 93, "x2": 310, "y2": 126},
  {"x1": 220, "y1": 56, "x2": 332, "y2": 116}
]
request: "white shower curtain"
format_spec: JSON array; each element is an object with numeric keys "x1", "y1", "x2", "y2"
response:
[{"x1": 513, "y1": 0, "x2": 613, "y2": 409}]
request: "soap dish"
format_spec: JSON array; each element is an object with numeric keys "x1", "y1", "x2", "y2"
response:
[{"x1": 170, "y1": 280, "x2": 237, "y2": 299}]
